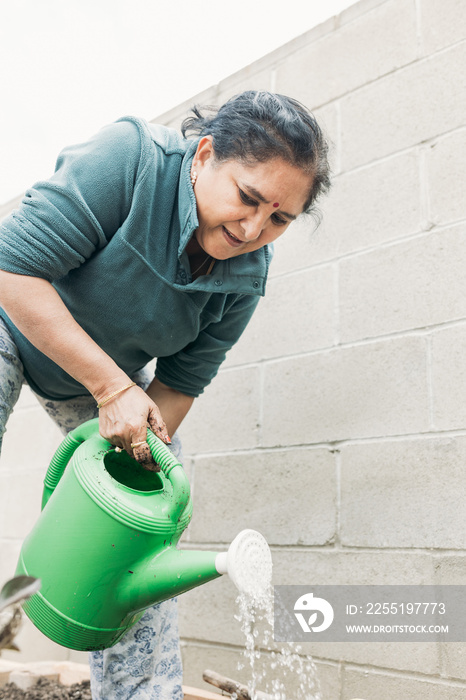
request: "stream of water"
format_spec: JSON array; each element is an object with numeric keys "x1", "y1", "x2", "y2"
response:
[{"x1": 234, "y1": 585, "x2": 323, "y2": 700}]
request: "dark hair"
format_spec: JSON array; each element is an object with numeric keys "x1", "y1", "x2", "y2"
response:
[{"x1": 181, "y1": 90, "x2": 331, "y2": 216}]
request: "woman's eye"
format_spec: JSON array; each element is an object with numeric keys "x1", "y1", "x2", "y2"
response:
[
  {"x1": 272, "y1": 214, "x2": 287, "y2": 226},
  {"x1": 239, "y1": 189, "x2": 257, "y2": 206}
]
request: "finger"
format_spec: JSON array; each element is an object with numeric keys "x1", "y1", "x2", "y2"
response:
[
  {"x1": 132, "y1": 443, "x2": 161, "y2": 472},
  {"x1": 124, "y1": 422, "x2": 149, "y2": 457},
  {"x1": 148, "y1": 406, "x2": 171, "y2": 444}
]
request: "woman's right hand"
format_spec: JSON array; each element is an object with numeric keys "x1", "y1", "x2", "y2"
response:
[{"x1": 97, "y1": 383, "x2": 171, "y2": 471}]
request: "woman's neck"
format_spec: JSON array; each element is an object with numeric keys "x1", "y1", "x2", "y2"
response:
[{"x1": 186, "y1": 236, "x2": 215, "y2": 280}]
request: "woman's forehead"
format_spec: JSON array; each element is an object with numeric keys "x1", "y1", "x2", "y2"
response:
[{"x1": 231, "y1": 158, "x2": 313, "y2": 215}]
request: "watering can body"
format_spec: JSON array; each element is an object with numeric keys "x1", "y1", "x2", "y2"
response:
[{"x1": 16, "y1": 419, "x2": 222, "y2": 651}]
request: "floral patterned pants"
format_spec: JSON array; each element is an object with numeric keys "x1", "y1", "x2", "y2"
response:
[{"x1": 0, "y1": 316, "x2": 184, "y2": 699}]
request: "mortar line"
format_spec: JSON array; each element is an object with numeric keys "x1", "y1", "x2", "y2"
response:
[
  {"x1": 183, "y1": 425, "x2": 466, "y2": 461},
  {"x1": 335, "y1": 449, "x2": 342, "y2": 548},
  {"x1": 418, "y1": 141, "x2": 433, "y2": 232},
  {"x1": 310, "y1": 36, "x2": 466, "y2": 114},
  {"x1": 333, "y1": 261, "x2": 340, "y2": 347},
  {"x1": 426, "y1": 333, "x2": 435, "y2": 430},
  {"x1": 414, "y1": 0, "x2": 423, "y2": 58},
  {"x1": 257, "y1": 362, "x2": 265, "y2": 448},
  {"x1": 312, "y1": 123, "x2": 466, "y2": 182},
  {"x1": 334, "y1": 97, "x2": 342, "y2": 176},
  {"x1": 180, "y1": 538, "x2": 466, "y2": 554},
  {"x1": 269, "y1": 211, "x2": 466, "y2": 284},
  {"x1": 219, "y1": 314, "x2": 466, "y2": 375},
  {"x1": 340, "y1": 661, "x2": 466, "y2": 687},
  {"x1": 181, "y1": 635, "x2": 339, "y2": 668},
  {"x1": 180, "y1": 637, "x2": 466, "y2": 686}
]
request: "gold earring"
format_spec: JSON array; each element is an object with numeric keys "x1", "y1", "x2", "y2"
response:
[{"x1": 190, "y1": 169, "x2": 198, "y2": 186}]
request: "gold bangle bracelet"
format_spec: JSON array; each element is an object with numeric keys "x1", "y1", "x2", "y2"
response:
[{"x1": 96, "y1": 382, "x2": 136, "y2": 409}]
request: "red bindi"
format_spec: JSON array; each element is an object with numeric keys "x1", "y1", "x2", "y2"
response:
[{"x1": 273, "y1": 202, "x2": 280, "y2": 208}]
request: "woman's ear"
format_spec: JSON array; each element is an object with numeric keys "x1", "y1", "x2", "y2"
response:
[{"x1": 192, "y1": 135, "x2": 215, "y2": 170}]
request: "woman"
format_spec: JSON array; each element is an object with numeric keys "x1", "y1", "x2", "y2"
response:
[{"x1": 0, "y1": 91, "x2": 330, "y2": 698}]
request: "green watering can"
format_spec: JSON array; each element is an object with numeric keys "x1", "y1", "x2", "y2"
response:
[{"x1": 15, "y1": 418, "x2": 272, "y2": 651}]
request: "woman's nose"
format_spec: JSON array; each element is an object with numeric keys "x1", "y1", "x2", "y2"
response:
[{"x1": 241, "y1": 212, "x2": 265, "y2": 240}]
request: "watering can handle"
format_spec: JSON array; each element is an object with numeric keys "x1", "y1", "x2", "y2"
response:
[
  {"x1": 42, "y1": 418, "x2": 100, "y2": 509},
  {"x1": 42, "y1": 418, "x2": 187, "y2": 509}
]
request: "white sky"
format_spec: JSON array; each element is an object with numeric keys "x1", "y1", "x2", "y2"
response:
[{"x1": 0, "y1": 0, "x2": 357, "y2": 205}]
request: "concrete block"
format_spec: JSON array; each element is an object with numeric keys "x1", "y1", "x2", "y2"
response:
[
  {"x1": 441, "y1": 643, "x2": 466, "y2": 682},
  {"x1": 428, "y1": 130, "x2": 466, "y2": 226},
  {"x1": 1, "y1": 405, "x2": 63, "y2": 473},
  {"x1": 188, "y1": 448, "x2": 336, "y2": 546},
  {"x1": 431, "y1": 324, "x2": 466, "y2": 430},
  {"x1": 0, "y1": 539, "x2": 22, "y2": 580},
  {"x1": 343, "y1": 668, "x2": 466, "y2": 700},
  {"x1": 340, "y1": 437, "x2": 466, "y2": 548},
  {"x1": 433, "y1": 555, "x2": 466, "y2": 585},
  {"x1": 272, "y1": 549, "x2": 436, "y2": 586},
  {"x1": 181, "y1": 639, "x2": 339, "y2": 700},
  {"x1": 215, "y1": 68, "x2": 274, "y2": 106},
  {"x1": 178, "y1": 550, "x2": 435, "y2": 674},
  {"x1": 155, "y1": 85, "x2": 219, "y2": 131},
  {"x1": 0, "y1": 469, "x2": 44, "y2": 540},
  {"x1": 313, "y1": 103, "x2": 339, "y2": 170},
  {"x1": 340, "y1": 41, "x2": 466, "y2": 170},
  {"x1": 275, "y1": 0, "x2": 417, "y2": 108},
  {"x1": 178, "y1": 573, "x2": 241, "y2": 646},
  {"x1": 271, "y1": 549, "x2": 438, "y2": 672},
  {"x1": 180, "y1": 367, "x2": 261, "y2": 455},
  {"x1": 340, "y1": 225, "x2": 466, "y2": 342},
  {"x1": 322, "y1": 150, "x2": 421, "y2": 258},
  {"x1": 339, "y1": 0, "x2": 389, "y2": 25},
  {"x1": 433, "y1": 555, "x2": 466, "y2": 680},
  {"x1": 261, "y1": 337, "x2": 429, "y2": 446},
  {"x1": 225, "y1": 266, "x2": 336, "y2": 367},
  {"x1": 14, "y1": 386, "x2": 39, "y2": 411},
  {"x1": 268, "y1": 216, "x2": 334, "y2": 277},
  {"x1": 421, "y1": 0, "x2": 466, "y2": 54},
  {"x1": 181, "y1": 643, "x2": 242, "y2": 698},
  {"x1": 183, "y1": 549, "x2": 437, "y2": 675}
]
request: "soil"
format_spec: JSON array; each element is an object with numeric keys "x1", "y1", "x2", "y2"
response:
[{"x1": 0, "y1": 678, "x2": 92, "y2": 699}]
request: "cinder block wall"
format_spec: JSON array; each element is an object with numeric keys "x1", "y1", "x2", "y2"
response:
[
  {"x1": 1, "y1": 0, "x2": 465, "y2": 697},
  {"x1": 156, "y1": 0, "x2": 466, "y2": 697}
]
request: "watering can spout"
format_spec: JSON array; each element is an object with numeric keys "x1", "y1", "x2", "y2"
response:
[
  {"x1": 122, "y1": 549, "x2": 222, "y2": 611},
  {"x1": 125, "y1": 529, "x2": 273, "y2": 611}
]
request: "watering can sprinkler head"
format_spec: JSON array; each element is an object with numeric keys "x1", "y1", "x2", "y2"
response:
[{"x1": 215, "y1": 529, "x2": 272, "y2": 598}]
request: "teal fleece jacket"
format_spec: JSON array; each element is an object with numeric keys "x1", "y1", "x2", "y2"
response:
[{"x1": 0, "y1": 117, "x2": 271, "y2": 400}]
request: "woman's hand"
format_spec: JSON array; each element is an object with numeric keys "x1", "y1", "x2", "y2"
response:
[{"x1": 97, "y1": 384, "x2": 171, "y2": 471}]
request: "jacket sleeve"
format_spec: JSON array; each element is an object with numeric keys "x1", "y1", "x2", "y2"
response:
[
  {"x1": 155, "y1": 293, "x2": 260, "y2": 397},
  {"x1": 0, "y1": 118, "x2": 147, "y2": 281}
]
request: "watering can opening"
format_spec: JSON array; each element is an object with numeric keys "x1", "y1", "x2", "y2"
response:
[{"x1": 103, "y1": 449, "x2": 164, "y2": 492}]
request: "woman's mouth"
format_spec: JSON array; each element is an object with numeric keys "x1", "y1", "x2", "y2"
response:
[{"x1": 222, "y1": 226, "x2": 244, "y2": 248}]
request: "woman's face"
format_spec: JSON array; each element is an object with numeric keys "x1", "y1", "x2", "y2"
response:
[{"x1": 191, "y1": 136, "x2": 313, "y2": 260}]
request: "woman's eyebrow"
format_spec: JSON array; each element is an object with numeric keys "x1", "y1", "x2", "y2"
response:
[{"x1": 242, "y1": 184, "x2": 297, "y2": 220}]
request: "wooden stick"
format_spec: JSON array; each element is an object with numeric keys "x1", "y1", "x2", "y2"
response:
[{"x1": 202, "y1": 669, "x2": 274, "y2": 700}]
